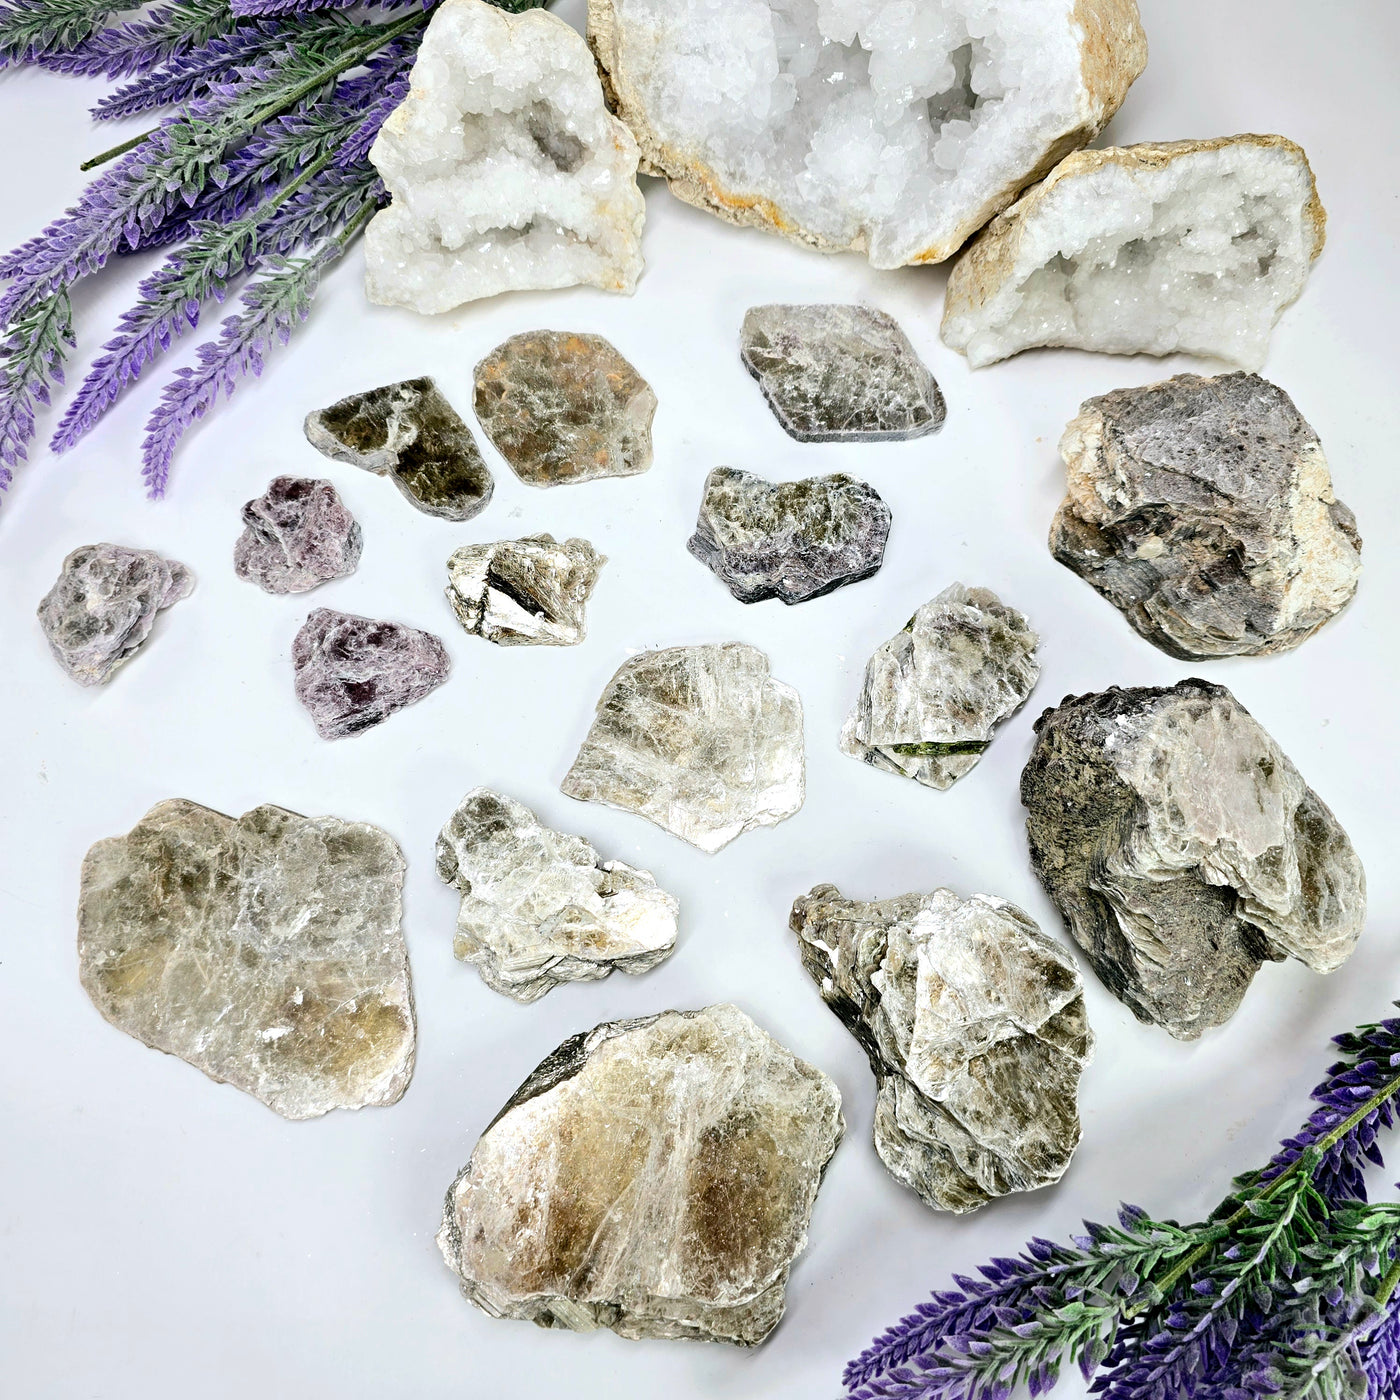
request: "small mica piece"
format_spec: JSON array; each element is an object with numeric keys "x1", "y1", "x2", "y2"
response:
[
  {"x1": 688, "y1": 467, "x2": 891, "y2": 605},
  {"x1": 234, "y1": 476, "x2": 362, "y2": 595},
  {"x1": 473, "y1": 331, "x2": 656, "y2": 487},
  {"x1": 435, "y1": 788, "x2": 678, "y2": 1002},
  {"x1": 78, "y1": 799, "x2": 415, "y2": 1120},
  {"x1": 292, "y1": 608, "x2": 451, "y2": 740},
  {"x1": 741, "y1": 305, "x2": 945, "y2": 442},
  {"x1": 304, "y1": 377, "x2": 493, "y2": 521},
  {"x1": 562, "y1": 642, "x2": 805, "y2": 853},
  {"x1": 445, "y1": 534, "x2": 605, "y2": 646},
  {"x1": 842, "y1": 583, "x2": 1040, "y2": 790},
  {"x1": 437, "y1": 1003, "x2": 843, "y2": 1344},
  {"x1": 37, "y1": 542, "x2": 194, "y2": 686},
  {"x1": 791, "y1": 884, "x2": 1093, "y2": 1213}
]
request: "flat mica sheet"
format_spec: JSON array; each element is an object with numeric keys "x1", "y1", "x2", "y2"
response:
[
  {"x1": 234, "y1": 476, "x2": 362, "y2": 595},
  {"x1": 77, "y1": 800, "x2": 415, "y2": 1120},
  {"x1": 561, "y1": 642, "x2": 805, "y2": 853},
  {"x1": 791, "y1": 884, "x2": 1092, "y2": 1213},
  {"x1": 435, "y1": 788, "x2": 678, "y2": 1003},
  {"x1": 1022, "y1": 679, "x2": 1366, "y2": 1039},
  {"x1": 1053, "y1": 372, "x2": 1361, "y2": 659},
  {"x1": 436, "y1": 1003, "x2": 843, "y2": 1345}
]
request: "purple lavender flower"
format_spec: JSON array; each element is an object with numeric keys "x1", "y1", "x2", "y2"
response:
[{"x1": 37, "y1": 0, "x2": 235, "y2": 79}]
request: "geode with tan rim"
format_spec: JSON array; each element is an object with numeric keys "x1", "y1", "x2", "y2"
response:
[{"x1": 445, "y1": 535, "x2": 605, "y2": 646}]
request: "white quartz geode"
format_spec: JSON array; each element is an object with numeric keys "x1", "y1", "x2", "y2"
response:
[
  {"x1": 587, "y1": 0, "x2": 1146, "y2": 267},
  {"x1": 365, "y1": 0, "x2": 645, "y2": 313},
  {"x1": 942, "y1": 135, "x2": 1326, "y2": 368}
]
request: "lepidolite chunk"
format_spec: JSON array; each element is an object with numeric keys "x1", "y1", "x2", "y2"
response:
[
  {"x1": 445, "y1": 534, "x2": 605, "y2": 646},
  {"x1": 234, "y1": 476, "x2": 362, "y2": 595}
]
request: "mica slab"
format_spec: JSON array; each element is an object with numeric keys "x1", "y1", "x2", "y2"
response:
[
  {"x1": 234, "y1": 476, "x2": 362, "y2": 595},
  {"x1": 445, "y1": 534, "x2": 604, "y2": 646}
]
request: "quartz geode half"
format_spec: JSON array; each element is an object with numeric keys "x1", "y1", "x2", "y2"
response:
[
  {"x1": 445, "y1": 535, "x2": 605, "y2": 647},
  {"x1": 1022, "y1": 680, "x2": 1366, "y2": 1040},
  {"x1": 78, "y1": 799, "x2": 415, "y2": 1119},
  {"x1": 1053, "y1": 373, "x2": 1361, "y2": 660},
  {"x1": 437, "y1": 1003, "x2": 843, "y2": 1344},
  {"x1": 234, "y1": 476, "x2": 362, "y2": 595},
  {"x1": 436, "y1": 788, "x2": 679, "y2": 1003},
  {"x1": 791, "y1": 884, "x2": 1092, "y2": 1213}
]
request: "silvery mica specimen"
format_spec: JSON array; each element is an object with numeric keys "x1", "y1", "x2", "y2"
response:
[
  {"x1": 1022, "y1": 680, "x2": 1366, "y2": 1040},
  {"x1": 473, "y1": 331, "x2": 656, "y2": 486},
  {"x1": 1053, "y1": 373, "x2": 1361, "y2": 660},
  {"x1": 842, "y1": 583, "x2": 1040, "y2": 790},
  {"x1": 304, "y1": 377, "x2": 493, "y2": 521},
  {"x1": 445, "y1": 534, "x2": 605, "y2": 647},
  {"x1": 234, "y1": 476, "x2": 362, "y2": 595},
  {"x1": 562, "y1": 642, "x2": 804, "y2": 853},
  {"x1": 435, "y1": 788, "x2": 678, "y2": 1003},
  {"x1": 741, "y1": 305, "x2": 945, "y2": 442},
  {"x1": 292, "y1": 608, "x2": 451, "y2": 740},
  {"x1": 790, "y1": 884, "x2": 1092, "y2": 1213},
  {"x1": 437, "y1": 1003, "x2": 843, "y2": 1344},
  {"x1": 688, "y1": 467, "x2": 891, "y2": 605},
  {"x1": 78, "y1": 799, "x2": 415, "y2": 1120},
  {"x1": 37, "y1": 543, "x2": 193, "y2": 686}
]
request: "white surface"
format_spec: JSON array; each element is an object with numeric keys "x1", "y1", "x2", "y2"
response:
[{"x1": 1, "y1": 4, "x2": 1398, "y2": 1397}]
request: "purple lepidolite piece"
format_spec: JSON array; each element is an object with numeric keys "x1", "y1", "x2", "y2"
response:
[{"x1": 235, "y1": 476, "x2": 363, "y2": 595}]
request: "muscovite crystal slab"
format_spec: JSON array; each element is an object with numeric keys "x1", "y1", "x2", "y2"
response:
[
  {"x1": 234, "y1": 476, "x2": 362, "y2": 595},
  {"x1": 445, "y1": 534, "x2": 605, "y2": 646}
]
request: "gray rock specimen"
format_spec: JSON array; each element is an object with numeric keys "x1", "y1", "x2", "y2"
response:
[
  {"x1": 435, "y1": 788, "x2": 679, "y2": 1003},
  {"x1": 842, "y1": 583, "x2": 1040, "y2": 790},
  {"x1": 304, "y1": 377, "x2": 493, "y2": 520},
  {"x1": 445, "y1": 534, "x2": 605, "y2": 646},
  {"x1": 473, "y1": 331, "x2": 656, "y2": 486},
  {"x1": 740, "y1": 305, "x2": 945, "y2": 442},
  {"x1": 437, "y1": 1003, "x2": 843, "y2": 1344},
  {"x1": 1053, "y1": 373, "x2": 1362, "y2": 660},
  {"x1": 688, "y1": 467, "x2": 891, "y2": 605},
  {"x1": 78, "y1": 799, "x2": 416, "y2": 1120},
  {"x1": 292, "y1": 608, "x2": 451, "y2": 740},
  {"x1": 790, "y1": 884, "x2": 1093, "y2": 1214},
  {"x1": 37, "y1": 542, "x2": 194, "y2": 686},
  {"x1": 562, "y1": 642, "x2": 804, "y2": 853},
  {"x1": 1022, "y1": 679, "x2": 1367, "y2": 1040},
  {"x1": 234, "y1": 476, "x2": 363, "y2": 595}
]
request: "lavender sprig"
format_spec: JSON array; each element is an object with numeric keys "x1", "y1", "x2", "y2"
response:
[
  {"x1": 0, "y1": 0, "x2": 130, "y2": 66},
  {"x1": 0, "y1": 287, "x2": 72, "y2": 477},
  {"x1": 38, "y1": 0, "x2": 234, "y2": 78}
]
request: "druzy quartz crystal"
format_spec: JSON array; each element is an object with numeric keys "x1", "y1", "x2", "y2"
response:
[
  {"x1": 234, "y1": 476, "x2": 362, "y2": 595},
  {"x1": 78, "y1": 800, "x2": 416, "y2": 1120},
  {"x1": 445, "y1": 535, "x2": 605, "y2": 647},
  {"x1": 436, "y1": 1003, "x2": 843, "y2": 1344}
]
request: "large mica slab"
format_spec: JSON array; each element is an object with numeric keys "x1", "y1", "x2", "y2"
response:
[
  {"x1": 688, "y1": 467, "x2": 891, "y2": 604},
  {"x1": 437, "y1": 1003, "x2": 842, "y2": 1344},
  {"x1": 304, "y1": 377, "x2": 493, "y2": 522},
  {"x1": 1053, "y1": 373, "x2": 1361, "y2": 660},
  {"x1": 78, "y1": 799, "x2": 415, "y2": 1120},
  {"x1": 473, "y1": 331, "x2": 656, "y2": 487},
  {"x1": 1022, "y1": 679, "x2": 1366, "y2": 1040},
  {"x1": 435, "y1": 788, "x2": 678, "y2": 1003},
  {"x1": 790, "y1": 884, "x2": 1092, "y2": 1213},
  {"x1": 561, "y1": 642, "x2": 804, "y2": 853},
  {"x1": 741, "y1": 305, "x2": 944, "y2": 442},
  {"x1": 366, "y1": 0, "x2": 644, "y2": 313},
  {"x1": 445, "y1": 534, "x2": 605, "y2": 647},
  {"x1": 842, "y1": 583, "x2": 1040, "y2": 790},
  {"x1": 37, "y1": 542, "x2": 193, "y2": 686},
  {"x1": 292, "y1": 608, "x2": 451, "y2": 740},
  {"x1": 234, "y1": 476, "x2": 362, "y2": 595}
]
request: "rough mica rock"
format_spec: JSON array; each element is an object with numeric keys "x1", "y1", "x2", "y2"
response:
[
  {"x1": 1053, "y1": 373, "x2": 1361, "y2": 660},
  {"x1": 791, "y1": 884, "x2": 1092, "y2": 1213},
  {"x1": 38, "y1": 542, "x2": 193, "y2": 687},
  {"x1": 842, "y1": 583, "x2": 1040, "y2": 790},
  {"x1": 741, "y1": 304, "x2": 944, "y2": 442},
  {"x1": 562, "y1": 642, "x2": 805, "y2": 853},
  {"x1": 292, "y1": 608, "x2": 451, "y2": 740},
  {"x1": 437, "y1": 1003, "x2": 843, "y2": 1344},
  {"x1": 943, "y1": 136, "x2": 1326, "y2": 369},
  {"x1": 588, "y1": 0, "x2": 1146, "y2": 267},
  {"x1": 1022, "y1": 679, "x2": 1366, "y2": 1039},
  {"x1": 688, "y1": 467, "x2": 891, "y2": 604},
  {"x1": 446, "y1": 534, "x2": 605, "y2": 647},
  {"x1": 234, "y1": 476, "x2": 362, "y2": 595},
  {"x1": 366, "y1": 0, "x2": 645, "y2": 313},
  {"x1": 435, "y1": 788, "x2": 678, "y2": 1003},
  {"x1": 473, "y1": 331, "x2": 656, "y2": 487},
  {"x1": 305, "y1": 377, "x2": 493, "y2": 521},
  {"x1": 78, "y1": 799, "x2": 415, "y2": 1120}
]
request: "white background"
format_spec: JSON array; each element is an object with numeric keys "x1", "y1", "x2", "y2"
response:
[{"x1": 2, "y1": 3, "x2": 1399, "y2": 1397}]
